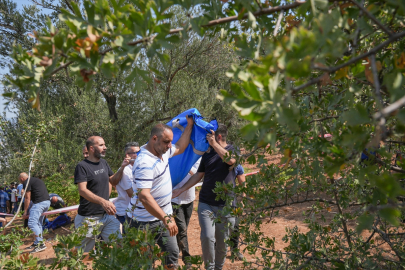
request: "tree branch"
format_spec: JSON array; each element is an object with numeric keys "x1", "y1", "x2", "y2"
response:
[
  {"x1": 373, "y1": 94, "x2": 405, "y2": 121},
  {"x1": 373, "y1": 225, "x2": 404, "y2": 262},
  {"x1": 309, "y1": 116, "x2": 338, "y2": 123},
  {"x1": 293, "y1": 31, "x2": 405, "y2": 92},
  {"x1": 349, "y1": 0, "x2": 394, "y2": 37},
  {"x1": 202, "y1": 1, "x2": 305, "y2": 28}
]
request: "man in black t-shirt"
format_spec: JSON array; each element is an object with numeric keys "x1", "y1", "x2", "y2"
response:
[
  {"x1": 74, "y1": 136, "x2": 130, "y2": 252},
  {"x1": 18, "y1": 173, "x2": 50, "y2": 253},
  {"x1": 172, "y1": 124, "x2": 237, "y2": 270}
]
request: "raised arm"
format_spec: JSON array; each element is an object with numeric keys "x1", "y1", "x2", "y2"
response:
[
  {"x1": 77, "y1": 182, "x2": 116, "y2": 215},
  {"x1": 206, "y1": 130, "x2": 236, "y2": 165},
  {"x1": 109, "y1": 158, "x2": 131, "y2": 186},
  {"x1": 173, "y1": 116, "x2": 194, "y2": 157}
]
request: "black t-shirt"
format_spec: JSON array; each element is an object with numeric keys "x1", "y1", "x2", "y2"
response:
[
  {"x1": 23, "y1": 177, "x2": 50, "y2": 204},
  {"x1": 198, "y1": 144, "x2": 237, "y2": 206},
  {"x1": 49, "y1": 193, "x2": 66, "y2": 209},
  {"x1": 74, "y1": 159, "x2": 113, "y2": 216}
]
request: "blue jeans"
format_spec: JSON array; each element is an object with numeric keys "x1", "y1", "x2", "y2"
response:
[
  {"x1": 0, "y1": 206, "x2": 6, "y2": 227},
  {"x1": 28, "y1": 200, "x2": 50, "y2": 245},
  {"x1": 198, "y1": 202, "x2": 235, "y2": 270},
  {"x1": 12, "y1": 202, "x2": 19, "y2": 214}
]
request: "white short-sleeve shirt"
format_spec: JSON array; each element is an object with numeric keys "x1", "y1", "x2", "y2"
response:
[
  {"x1": 127, "y1": 144, "x2": 177, "y2": 222},
  {"x1": 114, "y1": 164, "x2": 133, "y2": 216}
]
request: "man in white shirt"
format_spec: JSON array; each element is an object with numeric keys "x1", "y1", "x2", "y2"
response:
[
  {"x1": 114, "y1": 142, "x2": 139, "y2": 227},
  {"x1": 171, "y1": 158, "x2": 201, "y2": 265},
  {"x1": 11, "y1": 184, "x2": 18, "y2": 214},
  {"x1": 127, "y1": 118, "x2": 193, "y2": 269}
]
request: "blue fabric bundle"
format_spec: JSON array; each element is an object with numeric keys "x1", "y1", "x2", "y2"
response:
[{"x1": 166, "y1": 108, "x2": 218, "y2": 187}]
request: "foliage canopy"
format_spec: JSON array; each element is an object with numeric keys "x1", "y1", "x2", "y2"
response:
[{"x1": 2, "y1": 0, "x2": 405, "y2": 268}]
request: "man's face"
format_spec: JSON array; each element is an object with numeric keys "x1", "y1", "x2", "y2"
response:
[
  {"x1": 125, "y1": 146, "x2": 140, "y2": 161},
  {"x1": 153, "y1": 129, "x2": 173, "y2": 156},
  {"x1": 91, "y1": 137, "x2": 107, "y2": 159},
  {"x1": 83, "y1": 147, "x2": 89, "y2": 159}
]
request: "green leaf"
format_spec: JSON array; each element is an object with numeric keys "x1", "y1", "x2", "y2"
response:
[
  {"x1": 379, "y1": 207, "x2": 400, "y2": 226},
  {"x1": 341, "y1": 104, "x2": 370, "y2": 126},
  {"x1": 356, "y1": 214, "x2": 374, "y2": 233},
  {"x1": 242, "y1": 81, "x2": 261, "y2": 100}
]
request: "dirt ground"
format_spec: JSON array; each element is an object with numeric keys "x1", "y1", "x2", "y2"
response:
[{"x1": 3, "y1": 152, "x2": 358, "y2": 269}]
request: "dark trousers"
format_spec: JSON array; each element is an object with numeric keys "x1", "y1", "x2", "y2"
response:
[
  {"x1": 230, "y1": 221, "x2": 240, "y2": 250},
  {"x1": 127, "y1": 217, "x2": 179, "y2": 267},
  {"x1": 172, "y1": 202, "x2": 193, "y2": 262}
]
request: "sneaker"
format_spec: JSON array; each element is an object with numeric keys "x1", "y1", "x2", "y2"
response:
[
  {"x1": 25, "y1": 243, "x2": 36, "y2": 250},
  {"x1": 232, "y1": 251, "x2": 245, "y2": 261},
  {"x1": 30, "y1": 243, "x2": 47, "y2": 253}
]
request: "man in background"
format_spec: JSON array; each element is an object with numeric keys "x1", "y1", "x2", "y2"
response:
[
  {"x1": 114, "y1": 142, "x2": 139, "y2": 227},
  {"x1": 50, "y1": 193, "x2": 66, "y2": 210},
  {"x1": 17, "y1": 182, "x2": 23, "y2": 209},
  {"x1": 172, "y1": 124, "x2": 237, "y2": 270},
  {"x1": 5, "y1": 184, "x2": 12, "y2": 214},
  {"x1": 171, "y1": 158, "x2": 201, "y2": 267},
  {"x1": 74, "y1": 136, "x2": 129, "y2": 252},
  {"x1": 0, "y1": 186, "x2": 9, "y2": 227},
  {"x1": 11, "y1": 184, "x2": 18, "y2": 214},
  {"x1": 83, "y1": 145, "x2": 89, "y2": 159},
  {"x1": 19, "y1": 172, "x2": 50, "y2": 253}
]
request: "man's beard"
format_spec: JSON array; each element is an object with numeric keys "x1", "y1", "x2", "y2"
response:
[{"x1": 94, "y1": 149, "x2": 105, "y2": 158}]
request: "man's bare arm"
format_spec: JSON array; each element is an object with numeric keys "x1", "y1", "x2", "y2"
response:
[
  {"x1": 172, "y1": 172, "x2": 204, "y2": 198},
  {"x1": 173, "y1": 116, "x2": 194, "y2": 157},
  {"x1": 109, "y1": 158, "x2": 131, "y2": 186},
  {"x1": 77, "y1": 182, "x2": 116, "y2": 215},
  {"x1": 23, "y1": 191, "x2": 31, "y2": 216},
  {"x1": 125, "y1": 188, "x2": 134, "y2": 198},
  {"x1": 207, "y1": 130, "x2": 236, "y2": 165},
  {"x1": 138, "y1": 189, "x2": 178, "y2": 236},
  {"x1": 236, "y1": 174, "x2": 246, "y2": 185}
]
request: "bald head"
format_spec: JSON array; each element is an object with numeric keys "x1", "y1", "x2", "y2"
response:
[
  {"x1": 86, "y1": 136, "x2": 102, "y2": 151},
  {"x1": 86, "y1": 136, "x2": 106, "y2": 160},
  {"x1": 51, "y1": 196, "x2": 58, "y2": 205},
  {"x1": 150, "y1": 124, "x2": 172, "y2": 139},
  {"x1": 18, "y1": 172, "x2": 28, "y2": 183}
]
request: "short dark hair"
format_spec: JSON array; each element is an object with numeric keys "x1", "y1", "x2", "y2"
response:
[
  {"x1": 215, "y1": 124, "x2": 228, "y2": 141},
  {"x1": 124, "y1": 142, "x2": 139, "y2": 153},
  {"x1": 150, "y1": 123, "x2": 172, "y2": 139}
]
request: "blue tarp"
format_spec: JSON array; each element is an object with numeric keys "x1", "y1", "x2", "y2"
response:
[{"x1": 166, "y1": 108, "x2": 218, "y2": 187}]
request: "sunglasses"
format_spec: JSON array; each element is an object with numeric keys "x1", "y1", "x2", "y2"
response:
[{"x1": 127, "y1": 151, "x2": 140, "y2": 155}]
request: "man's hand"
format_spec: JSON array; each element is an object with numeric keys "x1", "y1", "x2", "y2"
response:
[
  {"x1": 172, "y1": 189, "x2": 183, "y2": 199},
  {"x1": 101, "y1": 200, "x2": 116, "y2": 215},
  {"x1": 121, "y1": 157, "x2": 131, "y2": 168},
  {"x1": 186, "y1": 115, "x2": 194, "y2": 127},
  {"x1": 164, "y1": 217, "x2": 178, "y2": 237},
  {"x1": 206, "y1": 129, "x2": 216, "y2": 146},
  {"x1": 22, "y1": 212, "x2": 28, "y2": 219}
]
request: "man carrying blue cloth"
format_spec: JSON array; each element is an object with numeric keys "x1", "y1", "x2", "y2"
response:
[
  {"x1": 172, "y1": 124, "x2": 238, "y2": 270},
  {"x1": 127, "y1": 116, "x2": 194, "y2": 269}
]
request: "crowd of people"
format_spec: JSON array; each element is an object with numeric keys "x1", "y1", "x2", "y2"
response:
[{"x1": 1, "y1": 117, "x2": 246, "y2": 269}]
